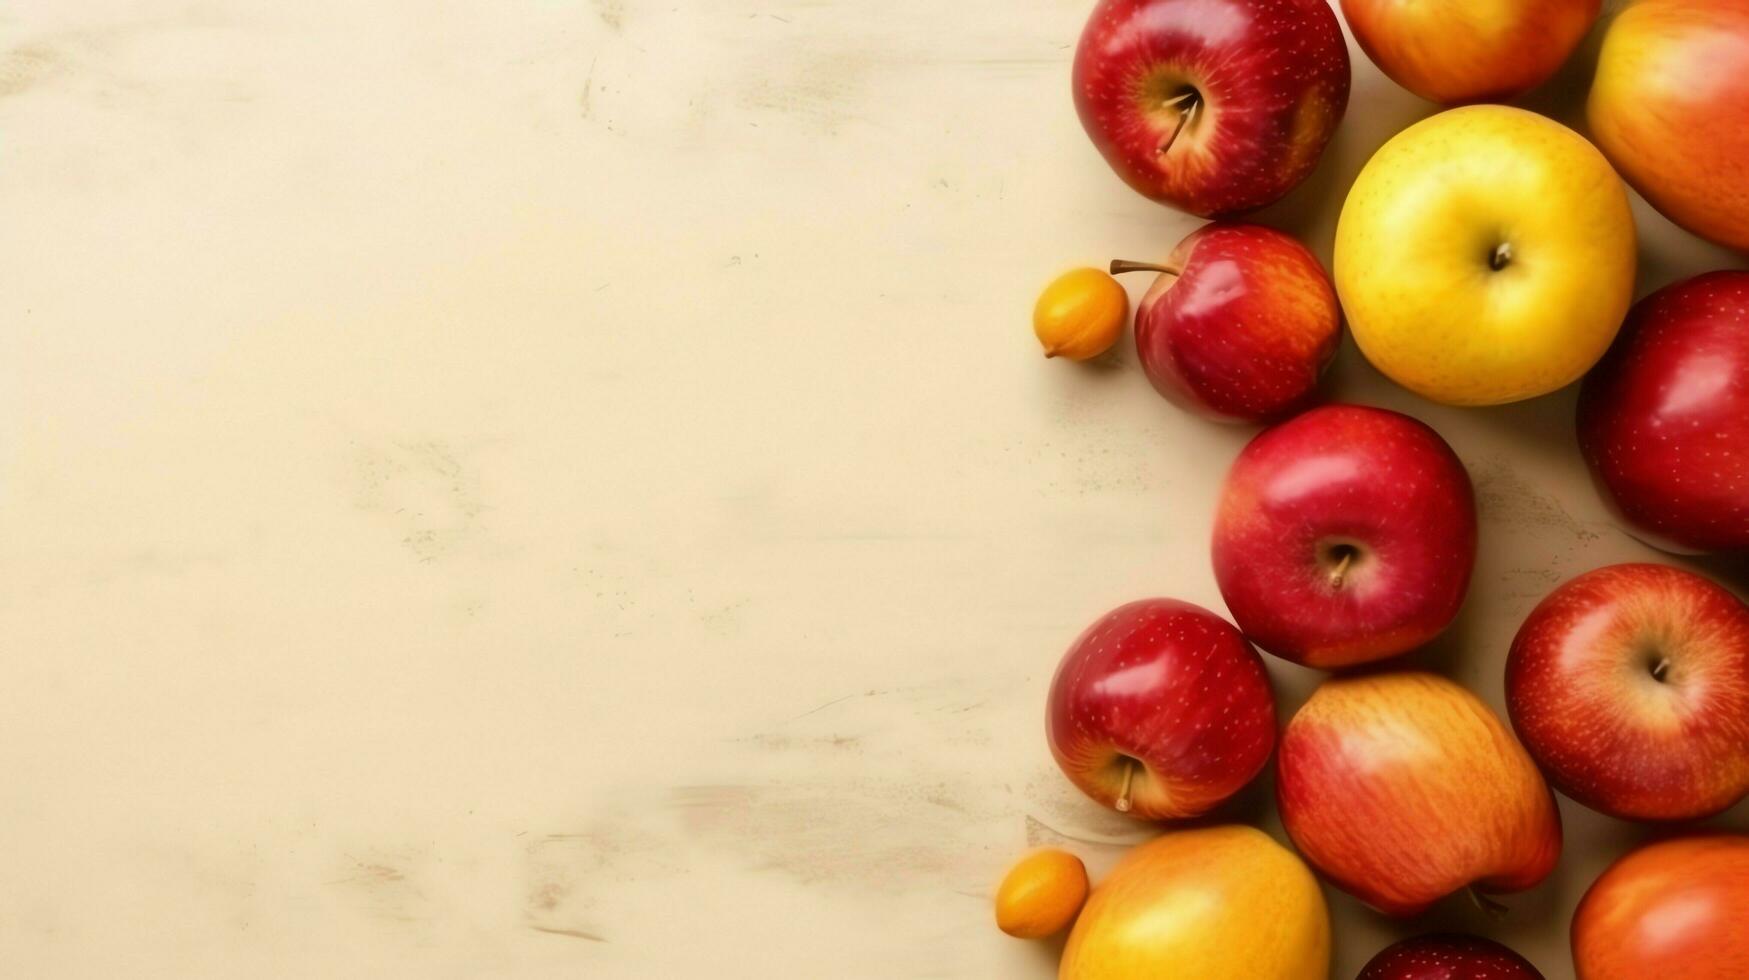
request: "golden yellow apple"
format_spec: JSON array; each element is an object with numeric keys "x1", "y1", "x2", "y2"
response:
[
  {"x1": 1334, "y1": 105, "x2": 1637, "y2": 406},
  {"x1": 1059, "y1": 825, "x2": 1328, "y2": 980}
]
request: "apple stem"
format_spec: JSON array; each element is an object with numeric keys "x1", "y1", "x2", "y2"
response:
[
  {"x1": 1650, "y1": 657, "x2": 1671, "y2": 682},
  {"x1": 1155, "y1": 95, "x2": 1199, "y2": 157},
  {"x1": 1109, "y1": 260, "x2": 1182, "y2": 277},
  {"x1": 1465, "y1": 887, "x2": 1509, "y2": 918},
  {"x1": 1115, "y1": 758, "x2": 1136, "y2": 814},
  {"x1": 1328, "y1": 549, "x2": 1355, "y2": 590}
]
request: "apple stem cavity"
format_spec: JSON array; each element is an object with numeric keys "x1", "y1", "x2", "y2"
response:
[
  {"x1": 1109, "y1": 260, "x2": 1183, "y2": 278},
  {"x1": 1649, "y1": 657, "x2": 1671, "y2": 683},
  {"x1": 1465, "y1": 887, "x2": 1509, "y2": 919},
  {"x1": 1327, "y1": 546, "x2": 1357, "y2": 590},
  {"x1": 1489, "y1": 242, "x2": 1514, "y2": 271},
  {"x1": 1115, "y1": 757, "x2": 1137, "y2": 814}
]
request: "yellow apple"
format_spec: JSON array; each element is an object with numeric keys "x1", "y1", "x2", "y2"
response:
[
  {"x1": 1059, "y1": 825, "x2": 1328, "y2": 980},
  {"x1": 1334, "y1": 105, "x2": 1637, "y2": 406}
]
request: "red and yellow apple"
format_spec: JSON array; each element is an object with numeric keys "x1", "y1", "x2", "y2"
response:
[
  {"x1": 1589, "y1": 0, "x2": 1749, "y2": 251},
  {"x1": 1112, "y1": 222, "x2": 1340, "y2": 423},
  {"x1": 1334, "y1": 106, "x2": 1636, "y2": 405},
  {"x1": 1341, "y1": 0, "x2": 1600, "y2": 104},
  {"x1": 1073, "y1": 0, "x2": 1350, "y2": 217},
  {"x1": 1212, "y1": 405, "x2": 1477, "y2": 668},
  {"x1": 1573, "y1": 835, "x2": 1749, "y2": 979},
  {"x1": 1507, "y1": 563, "x2": 1749, "y2": 821},
  {"x1": 1277, "y1": 672, "x2": 1561, "y2": 917},
  {"x1": 1060, "y1": 825, "x2": 1329, "y2": 980},
  {"x1": 1046, "y1": 599, "x2": 1276, "y2": 820},
  {"x1": 1577, "y1": 272, "x2": 1749, "y2": 555}
]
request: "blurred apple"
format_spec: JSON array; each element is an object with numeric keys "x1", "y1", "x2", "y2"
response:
[
  {"x1": 1335, "y1": 106, "x2": 1636, "y2": 405},
  {"x1": 1508, "y1": 563, "x2": 1749, "y2": 821},
  {"x1": 1358, "y1": 933, "x2": 1544, "y2": 980},
  {"x1": 1573, "y1": 835, "x2": 1749, "y2": 978},
  {"x1": 1212, "y1": 404, "x2": 1476, "y2": 668},
  {"x1": 1046, "y1": 599, "x2": 1276, "y2": 820},
  {"x1": 1112, "y1": 223, "x2": 1340, "y2": 423},
  {"x1": 1341, "y1": 0, "x2": 1599, "y2": 104},
  {"x1": 1073, "y1": 0, "x2": 1350, "y2": 217},
  {"x1": 1277, "y1": 672, "x2": 1561, "y2": 916},
  {"x1": 1061, "y1": 825, "x2": 1328, "y2": 980},
  {"x1": 1589, "y1": 0, "x2": 1749, "y2": 251},
  {"x1": 1577, "y1": 272, "x2": 1749, "y2": 555}
]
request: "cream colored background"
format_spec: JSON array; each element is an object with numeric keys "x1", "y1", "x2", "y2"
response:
[{"x1": 0, "y1": 0, "x2": 1744, "y2": 977}]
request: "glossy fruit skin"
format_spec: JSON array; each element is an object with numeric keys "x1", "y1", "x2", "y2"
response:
[
  {"x1": 1577, "y1": 272, "x2": 1749, "y2": 555},
  {"x1": 1573, "y1": 835, "x2": 1749, "y2": 979},
  {"x1": 1507, "y1": 563, "x2": 1749, "y2": 821},
  {"x1": 1060, "y1": 825, "x2": 1329, "y2": 980},
  {"x1": 1335, "y1": 106, "x2": 1636, "y2": 406},
  {"x1": 1277, "y1": 672, "x2": 1562, "y2": 917},
  {"x1": 1133, "y1": 223, "x2": 1341, "y2": 423},
  {"x1": 1211, "y1": 405, "x2": 1477, "y2": 668},
  {"x1": 1589, "y1": 1, "x2": 1749, "y2": 251},
  {"x1": 1073, "y1": 0, "x2": 1350, "y2": 218},
  {"x1": 1046, "y1": 599, "x2": 1276, "y2": 820},
  {"x1": 1034, "y1": 268, "x2": 1128, "y2": 361},
  {"x1": 995, "y1": 849, "x2": 1089, "y2": 939},
  {"x1": 1341, "y1": 0, "x2": 1599, "y2": 104},
  {"x1": 1358, "y1": 933, "x2": 1544, "y2": 980}
]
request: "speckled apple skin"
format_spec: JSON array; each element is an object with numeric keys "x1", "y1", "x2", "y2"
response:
[
  {"x1": 1357, "y1": 933, "x2": 1544, "y2": 980},
  {"x1": 1276, "y1": 673, "x2": 1562, "y2": 918},
  {"x1": 1212, "y1": 404, "x2": 1477, "y2": 668},
  {"x1": 1506, "y1": 563, "x2": 1749, "y2": 821},
  {"x1": 1045, "y1": 599, "x2": 1277, "y2": 821},
  {"x1": 1573, "y1": 835, "x2": 1749, "y2": 979},
  {"x1": 1578, "y1": 271, "x2": 1749, "y2": 555},
  {"x1": 1073, "y1": 0, "x2": 1350, "y2": 217},
  {"x1": 1135, "y1": 223, "x2": 1341, "y2": 423}
]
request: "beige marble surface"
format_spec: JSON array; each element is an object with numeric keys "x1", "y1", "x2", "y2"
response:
[{"x1": 1, "y1": 0, "x2": 1744, "y2": 976}]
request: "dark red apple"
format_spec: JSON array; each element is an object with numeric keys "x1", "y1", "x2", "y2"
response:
[
  {"x1": 1358, "y1": 933, "x2": 1544, "y2": 980},
  {"x1": 1212, "y1": 404, "x2": 1477, "y2": 668},
  {"x1": 1073, "y1": 0, "x2": 1350, "y2": 217},
  {"x1": 1578, "y1": 271, "x2": 1749, "y2": 555},
  {"x1": 1046, "y1": 598, "x2": 1276, "y2": 820},
  {"x1": 1507, "y1": 563, "x2": 1749, "y2": 821},
  {"x1": 1111, "y1": 222, "x2": 1340, "y2": 423}
]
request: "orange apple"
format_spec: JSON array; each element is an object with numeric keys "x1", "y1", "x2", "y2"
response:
[
  {"x1": 1059, "y1": 825, "x2": 1329, "y2": 980},
  {"x1": 1343, "y1": 0, "x2": 1600, "y2": 104},
  {"x1": 1589, "y1": 0, "x2": 1749, "y2": 250},
  {"x1": 1573, "y1": 835, "x2": 1749, "y2": 979},
  {"x1": 1276, "y1": 672, "x2": 1562, "y2": 917}
]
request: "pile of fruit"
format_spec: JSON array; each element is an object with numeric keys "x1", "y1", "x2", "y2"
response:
[{"x1": 1010, "y1": 1, "x2": 1749, "y2": 977}]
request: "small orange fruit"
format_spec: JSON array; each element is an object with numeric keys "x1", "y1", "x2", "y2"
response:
[
  {"x1": 994, "y1": 848, "x2": 1089, "y2": 939},
  {"x1": 1033, "y1": 268, "x2": 1128, "y2": 360}
]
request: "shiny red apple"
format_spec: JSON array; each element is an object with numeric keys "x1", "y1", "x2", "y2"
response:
[
  {"x1": 1278, "y1": 672, "x2": 1562, "y2": 917},
  {"x1": 1358, "y1": 933, "x2": 1544, "y2": 980},
  {"x1": 1073, "y1": 0, "x2": 1350, "y2": 217},
  {"x1": 1111, "y1": 222, "x2": 1340, "y2": 423},
  {"x1": 1589, "y1": 0, "x2": 1749, "y2": 251},
  {"x1": 1573, "y1": 835, "x2": 1749, "y2": 978},
  {"x1": 1507, "y1": 563, "x2": 1749, "y2": 821},
  {"x1": 1046, "y1": 598, "x2": 1276, "y2": 820},
  {"x1": 1211, "y1": 404, "x2": 1477, "y2": 668},
  {"x1": 1578, "y1": 271, "x2": 1749, "y2": 554}
]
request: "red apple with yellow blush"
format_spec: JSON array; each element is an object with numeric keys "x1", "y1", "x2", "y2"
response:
[
  {"x1": 1073, "y1": 0, "x2": 1350, "y2": 217},
  {"x1": 1574, "y1": 835, "x2": 1749, "y2": 978},
  {"x1": 1111, "y1": 223, "x2": 1340, "y2": 423}
]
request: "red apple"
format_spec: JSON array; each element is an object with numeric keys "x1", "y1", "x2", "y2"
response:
[
  {"x1": 1073, "y1": 0, "x2": 1350, "y2": 218},
  {"x1": 1277, "y1": 672, "x2": 1562, "y2": 917},
  {"x1": 1111, "y1": 223, "x2": 1340, "y2": 423},
  {"x1": 1211, "y1": 404, "x2": 1477, "y2": 668},
  {"x1": 1506, "y1": 563, "x2": 1749, "y2": 821},
  {"x1": 1573, "y1": 834, "x2": 1749, "y2": 978},
  {"x1": 1589, "y1": 0, "x2": 1749, "y2": 251},
  {"x1": 1046, "y1": 599, "x2": 1276, "y2": 820},
  {"x1": 1577, "y1": 272, "x2": 1749, "y2": 555},
  {"x1": 1341, "y1": 0, "x2": 1600, "y2": 104},
  {"x1": 1358, "y1": 933, "x2": 1544, "y2": 980}
]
